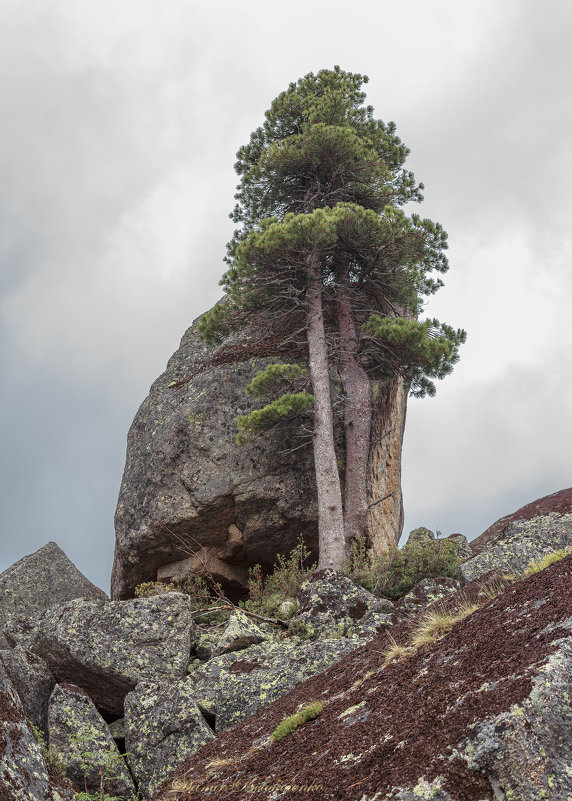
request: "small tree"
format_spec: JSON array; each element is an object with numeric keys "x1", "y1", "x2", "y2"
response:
[{"x1": 200, "y1": 67, "x2": 465, "y2": 570}]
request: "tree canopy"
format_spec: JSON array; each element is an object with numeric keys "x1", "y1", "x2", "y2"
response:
[{"x1": 200, "y1": 67, "x2": 466, "y2": 569}]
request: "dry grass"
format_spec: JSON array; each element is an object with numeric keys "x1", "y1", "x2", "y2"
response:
[
  {"x1": 205, "y1": 757, "x2": 236, "y2": 772},
  {"x1": 381, "y1": 599, "x2": 481, "y2": 667},
  {"x1": 380, "y1": 635, "x2": 415, "y2": 667},
  {"x1": 524, "y1": 548, "x2": 572, "y2": 576}
]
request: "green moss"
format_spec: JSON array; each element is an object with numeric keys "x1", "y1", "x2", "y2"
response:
[{"x1": 271, "y1": 702, "x2": 323, "y2": 742}]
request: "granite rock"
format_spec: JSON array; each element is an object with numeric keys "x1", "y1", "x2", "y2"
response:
[
  {"x1": 0, "y1": 542, "x2": 107, "y2": 650},
  {"x1": 294, "y1": 569, "x2": 402, "y2": 638},
  {"x1": 0, "y1": 646, "x2": 55, "y2": 732},
  {"x1": 48, "y1": 683, "x2": 135, "y2": 800},
  {"x1": 461, "y1": 492, "x2": 572, "y2": 583},
  {"x1": 29, "y1": 593, "x2": 194, "y2": 715},
  {"x1": 0, "y1": 659, "x2": 74, "y2": 801},
  {"x1": 124, "y1": 680, "x2": 214, "y2": 797}
]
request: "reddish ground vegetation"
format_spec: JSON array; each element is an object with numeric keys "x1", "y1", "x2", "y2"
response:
[
  {"x1": 152, "y1": 556, "x2": 572, "y2": 801},
  {"x1": 470, "y1": 486, "x2": 572, "y2": 556}
]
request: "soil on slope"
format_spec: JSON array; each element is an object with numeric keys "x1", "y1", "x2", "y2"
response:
[{"x1": 152, "y1": 557, "x2": 572, "y2": 801}]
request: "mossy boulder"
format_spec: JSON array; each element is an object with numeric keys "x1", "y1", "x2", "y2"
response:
[
  {"x1": 294, "y1": 569, "x2": 404, "y2": 638},
  {"x1": 48, "y1": 683, "x2": 135, "y2": 800},
  {"x1": 28, "y1": 593, "x2": 195, "y2": 715},
  {"x1": 124, "y1": 681, "x2": 214, "y2": 797}
]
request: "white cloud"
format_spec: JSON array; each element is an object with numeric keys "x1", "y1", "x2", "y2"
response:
[{"x1": 0, "y1": 0, "x2": 571, "y2": 586}]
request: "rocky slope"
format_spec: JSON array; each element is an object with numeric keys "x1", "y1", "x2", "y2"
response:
[
  {"x1": 2, "y1": 488, "x2": 572, "y2": 800},
  {"x1": 152, "y1": 555, "x2": 572, "y2": 801}
]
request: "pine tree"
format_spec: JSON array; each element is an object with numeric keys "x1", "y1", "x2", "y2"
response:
[{"x1": 200, "y1": 67, "x2": 465, "y2": 570}]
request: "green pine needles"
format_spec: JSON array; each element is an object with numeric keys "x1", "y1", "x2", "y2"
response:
[{"x1": 237, "y1": 392, "x2": 314, "y2": 445}]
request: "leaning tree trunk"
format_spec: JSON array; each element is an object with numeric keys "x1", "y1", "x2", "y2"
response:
[
  {"x1": 336, "y1": 279, "x2": 372, "y2": 550},
  {"x1": 365, "y1": 372, "x2": 409, "y2": 555},
  {"x1": 306, "y1": 257, "x2": 346, "y2": 570}
]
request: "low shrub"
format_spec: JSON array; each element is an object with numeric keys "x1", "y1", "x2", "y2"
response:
[
  {"x1": 241, "y1": 536, "x2": 315, "y2": 618},
  {"x1": 344, "y1": 536, "x2": 460, "y2": 601},
  {"x1": 271, "y1": 702, "x2": 323, "y2": 742},
  {"x1": 135, "y1": 575, "x2": 228, "y2": 623}
]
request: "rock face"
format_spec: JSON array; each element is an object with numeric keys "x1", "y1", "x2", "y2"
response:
[
  {"x1": 0, "y1": 659, "x2": 74, "y2": 801},
  {"x1": 150, "y1": 554, "x2": 572, "y2": 801},
  {"x1": 28, "y1": 593, "x2": 195, "y2": 715},
  {"x1": 461, "y1": 487, "x2": 572, "y2": 582},
  {"x1": 48, "y1": 683, "x2": 135, "y2": 800},
  {"x1": 124, "y1": 681, "x2": 215, "y2": 797},
  {"x1": 0, "y1": 541, "x2": 107, "y2": 650},
  {"x1": 112, "y1": 312, "x2": 408, "y2": 599}
]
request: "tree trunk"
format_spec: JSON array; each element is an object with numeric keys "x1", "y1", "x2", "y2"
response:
[
  {"x1": 365, "y1": 372, "x2": 409, "y2": 554},
  {"x1": 336, "y1": 279, "x2": 372, "y2": 549},
  {"x1": 306, "y1": 256, "x2": 346, "y2": 569}
]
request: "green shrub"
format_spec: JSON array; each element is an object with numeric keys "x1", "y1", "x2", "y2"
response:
[
  {"x1": 271, "y1": 702, "x2": 323, "y2": 742},
  {"x1": 344, "y1": 536, "x2": 460, "y2": 601},
  {"x1": 241, "y1": 536, "x2": 315, "y2": 618}
]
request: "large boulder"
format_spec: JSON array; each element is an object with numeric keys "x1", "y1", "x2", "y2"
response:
[
  {"x1": 0, "y1": 659, "x2": 74, "y2": 801},
  {"x1": 112, "y1": 312, "x2": 408, "y2": 600},
  {"x1": 124, "y1": 681, "x2": 215, "y2": 797},
  {"x1": 185, "y1": 636, "x2": 359, "y2": 733},
  {"x1": 48, "y1": 683, "x2": 135, "y2": 801},
  {"x1": 0, "y1": 542, "x2": 107, "y2": 650},
  {"x1": 461, "y1": 487, "x2": 572, "y2": 582},
  {"x1": 28, "y1": 593, "x2": 195, "y2": 715}
]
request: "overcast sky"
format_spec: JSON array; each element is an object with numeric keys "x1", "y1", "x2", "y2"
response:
[{"x1": 1, "y1": 0, "x2": 571, "y2": 592}]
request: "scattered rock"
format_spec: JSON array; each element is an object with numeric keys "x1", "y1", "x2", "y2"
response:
[
  {"x1": 150, "y1": 554, "x2": 572, "y2": 801},
  {"x1": 30, "y1": 593, "x2": 195, "y2": 715},
  {"x1": 124, "y1": 681, "x2": 215, "y2": 797},
  {"x1": 294, "y1": 569, "x2": 401, "y2": 637},
  {"x1": 48, "y1": 683, "x2": 135, "y2": 801},
  {"x1": 0, "y1": 646, "x2": 55, "y2": 732},
  {"x1": 0, "y1": 542, "x2": 107, "y2": 650},
  {"x1": 462, "y1": 489, "x2": 572, "y2": 582},
  {"x1": 212, "y1": 610, "x2": 267, "y2": 657},
  {"x1": 398, "y1": 577, "x2": 461, "y2": 613}
]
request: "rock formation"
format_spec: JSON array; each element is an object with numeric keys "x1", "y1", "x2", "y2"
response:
[
  {"x1": 0, "y1": 541, "x2": 107, "y2": 650},
  {"x1": 112, "y1": 311, "x2": 408, "y2": 600},
  {"x1": 461, "y1": 486, "x2": 572, "y2": 582}
]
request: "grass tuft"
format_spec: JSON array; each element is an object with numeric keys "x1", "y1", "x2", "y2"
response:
[
  {"x1": 380, "y1": 635, "x2": 414, "y2": 666},
  {"x1": 525, "y1": 548, "x2": 572, "y2": 576},
  {"x1": 271, "y1": 702, "x2": 323, "y2": 742}
]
